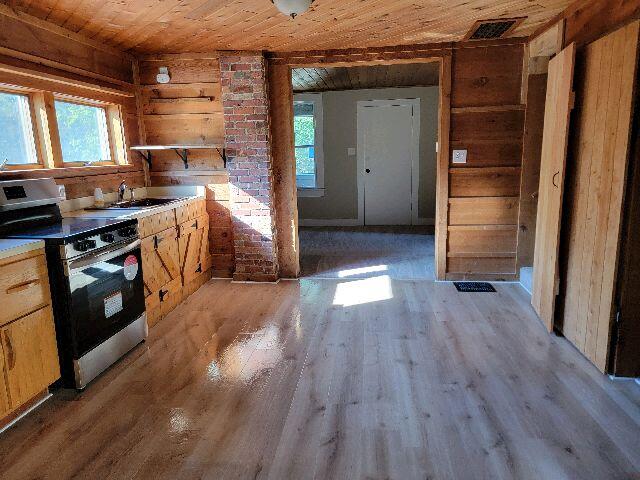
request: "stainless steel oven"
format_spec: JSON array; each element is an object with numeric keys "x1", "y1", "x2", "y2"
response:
[{"x1": 62, "y1": 238, "x2": 146, "y2": 387}]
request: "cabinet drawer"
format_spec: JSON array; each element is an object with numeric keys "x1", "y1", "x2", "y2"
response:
[
  {"x1": 178, "y1": 213, "x2": 209, "y2": 238},
  {"x1": 0, "y1": 254, "x2": 50, "y2": 327},
  {"x1": 175, "y1": 200, "x2": 206, "y2": 225},
  {"x1": 1, "y1": 306, "x2": 60, "y2": 410},
  {"x1": 138, "y1": 209, "x2": 176, "y2": 238}
]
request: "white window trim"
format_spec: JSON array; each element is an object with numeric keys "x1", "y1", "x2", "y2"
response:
[{"x1": 294, "y1": 93, "x2": 324, "y2": 195}]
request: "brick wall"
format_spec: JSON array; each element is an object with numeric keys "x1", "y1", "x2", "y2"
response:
[{"x1": 220, "y1": 53, "x2": 279, "y2": 282}]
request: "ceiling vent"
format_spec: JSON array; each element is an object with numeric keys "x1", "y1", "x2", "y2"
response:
[{"x1": 464, "y1": 18, "x2": 524, "y2": 41}]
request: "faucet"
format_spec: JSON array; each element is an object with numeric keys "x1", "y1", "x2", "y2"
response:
[{"x1": 118, "y1": 180, "x2": 127, "y2": 203}]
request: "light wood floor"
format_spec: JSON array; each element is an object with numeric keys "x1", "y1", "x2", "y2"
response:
[
  {"x1": 1, "y1": 277, "x2": 639, "y2": 479},
  {"x1": 299, "y1": 226, "x2": 435, "y2": 280}
]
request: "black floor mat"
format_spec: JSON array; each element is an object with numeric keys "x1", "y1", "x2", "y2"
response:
[{"x1": 453, "y1": 282, "x2": 496, "y2": 292}]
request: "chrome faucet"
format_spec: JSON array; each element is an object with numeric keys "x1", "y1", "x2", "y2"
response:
[{"x1": 118, "y1": 180, "x2": 127, "y2": 203}]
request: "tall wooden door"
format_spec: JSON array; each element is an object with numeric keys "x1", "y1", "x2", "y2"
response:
[
  {"x1": 560, "y1": 21, "x2": 639, "y2": 372},
  {"x1": 531, "y1": 42, "x2": 576, "y2": 331}
]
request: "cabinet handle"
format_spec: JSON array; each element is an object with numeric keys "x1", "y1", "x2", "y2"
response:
[
  {"x1": 6, "y1": 279, "x2": 40, "y2": 294},
  {"x1": 4, "y1": 331, "x2": 15, "y2": 370},
  {"x1": 159, "y1": 289, "x2": 169, "y2": 302},
  {"x1": 196, "y1": 263, "x2": 202, "y2": 273},
  {"x1": 154, "y1": 235, "x2": 163, "y2": 249},
  {"x1": 192, "y1": 220, "x2": 198, "y2": 229}
]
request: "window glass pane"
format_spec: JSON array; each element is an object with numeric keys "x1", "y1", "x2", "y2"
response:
[
  {"x1": 0, "y1": 92, "x2": 38, "y2": 165},
  {"x1": 55, "y1": 100, "x2": 111, "y2": 163},
  {"x1": 294, "y1": 112, "x2": 314, "y2": 146}
]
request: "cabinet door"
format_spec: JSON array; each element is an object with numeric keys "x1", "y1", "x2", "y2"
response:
[
  {"x1": 0, "y1": 342, "x2": 10, "y2": 417},
  {"x1": 1, "y1": 307, "x2": 60, "y2": 409},
  {"x1": 179, "y1": 214, "x2": 210, "y2": 284},
  {"x1": 141, "y1": 226, "x2": 181, "y2": 297},
  {"x1": 531, "y1": 42, "x2": 576, "y2": 331}
]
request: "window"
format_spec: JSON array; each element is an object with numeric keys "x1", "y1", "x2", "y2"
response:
[
  {"x1": 0, "y1": 91, "x2": 38, "y2": 166},
  {"x1": 55, "y1": 100, "x2": 111, "y2": 164},
  {"x1": 294, "y1": 93, "x2": 323, "y2": 194}
]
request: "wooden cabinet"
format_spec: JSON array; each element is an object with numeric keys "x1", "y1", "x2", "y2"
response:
[
  {"x1": 0, "y1": 252, "x2": 51, "y2": 327},
  {"x1": 0, "y1": 345, "x2": 10, "y2": 417},
  {"x1": 140, "y1": 199, "x2": 212, "y2": 327},
  {"x1": 1, "y1": 307, "x2": 60, "y2": 410},
  {"x1": 0, "y1": 248, "x2": 60, "y2": 421}
]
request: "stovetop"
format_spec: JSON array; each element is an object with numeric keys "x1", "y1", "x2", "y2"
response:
[{"x1": 4, "y1": 217, "x2": 137, "y2": 244}]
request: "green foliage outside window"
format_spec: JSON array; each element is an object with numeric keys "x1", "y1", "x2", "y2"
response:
[
  {"x1": 294, "y1": 114, "x2": 315, "y2": 175},
  {"x1": 55, "y1": 100, "x2": 111, "y2": 163}
]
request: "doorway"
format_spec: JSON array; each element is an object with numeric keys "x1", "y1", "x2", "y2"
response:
[{"x1": 357, "y1": 98, "x2": 420, "y2": 225}]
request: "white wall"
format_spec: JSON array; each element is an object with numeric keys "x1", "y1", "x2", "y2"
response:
[{"x1": 297, "y1": 86, "x2": 439, "y2": 223}]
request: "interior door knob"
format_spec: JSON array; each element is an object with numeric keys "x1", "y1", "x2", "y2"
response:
[{"x1": 365, "y1": 168, "x2": 371, "y2": 173}]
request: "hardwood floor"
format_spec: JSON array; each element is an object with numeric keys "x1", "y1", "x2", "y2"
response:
[
  {"x1": 299, "y1": 226, "x2": 436, "y2": 280},
  {"x1": 0, "y1": 276, "x2": 639, "y2": 479}
]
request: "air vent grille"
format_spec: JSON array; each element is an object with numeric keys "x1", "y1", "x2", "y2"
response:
[{"x1": 465, "y1": 18, "x2": 523, "y2": 41}]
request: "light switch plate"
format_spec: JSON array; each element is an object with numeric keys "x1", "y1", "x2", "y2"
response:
[
  {"x1": 347, "y1": 147, "x2": 356, "y2": 156},
  {"x1": 452, "y1": 149, "x2": 468, "y2": 164}
]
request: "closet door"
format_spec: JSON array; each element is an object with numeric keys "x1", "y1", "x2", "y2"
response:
[
  {"x1": 531, "y1": 42, "x2": 576, "y2": 331},
  {"x1": 560, "y1": 21, "x2": 639, "y2": 372}
]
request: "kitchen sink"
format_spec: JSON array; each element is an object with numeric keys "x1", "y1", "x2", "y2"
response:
[{"x1": 86, "y1": 198, "x2": 184, "y2": 210}]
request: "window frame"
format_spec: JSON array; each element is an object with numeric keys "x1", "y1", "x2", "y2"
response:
[
  {"x1": 0, "y1": 83, "x2": 128, "y2": 172},
  {"x1": 293, "y1": 93, "x2": 324, "y2": 196},
  {"x1": 53, "y1": 95, "x2": 116, "y2": 167},
  {"x1": 0, "y1": 86, "x2": 44, "y2": 170}
]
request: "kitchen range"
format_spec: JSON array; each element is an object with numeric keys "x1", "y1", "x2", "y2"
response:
[{"x1": 0, "y1": 178, "x2": 146, "y2": 389}]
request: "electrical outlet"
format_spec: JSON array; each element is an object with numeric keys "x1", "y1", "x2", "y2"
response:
[
  {"x1": 452, "y1": 149, "x2": 468, "y2": 164},
  {"x1": 57, "y1": 185, "x2": 66, "y2": 200}
]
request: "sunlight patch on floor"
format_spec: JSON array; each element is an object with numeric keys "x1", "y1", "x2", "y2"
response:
[{"x1": 332, "y1": 275, "x2": 393, "y2": 306}]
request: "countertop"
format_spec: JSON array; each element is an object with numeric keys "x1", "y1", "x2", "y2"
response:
[
  {"x1": 0, "y1": 238, "x2": 45, "y2": 260},
  {"x1": 63, "y1": 195, "x2": 204, "y2": 221}
]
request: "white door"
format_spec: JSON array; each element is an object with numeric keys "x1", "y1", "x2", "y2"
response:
[{"x1": 358, "y1": 100, "x2": 418, "y2": 225}]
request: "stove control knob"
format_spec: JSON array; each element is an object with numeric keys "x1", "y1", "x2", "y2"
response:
[
  {"x1": 74, "y1": 239, "x2": 96, "y2": 252},
  {"x1": 119, "y1": 226, "x2": 136, "y2": 237},
  {"x1": 100, "y1": 233, "x2": 115, "y2": 243}
]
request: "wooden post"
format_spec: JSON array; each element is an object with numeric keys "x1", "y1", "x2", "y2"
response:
[{"x1": 268, "y1": 62, "x2": 300, "y2": 278}]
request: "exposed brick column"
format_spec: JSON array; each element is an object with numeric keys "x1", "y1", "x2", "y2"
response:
[{"x1": 220, "y1": 53, "x2": 279, "y2": 282}]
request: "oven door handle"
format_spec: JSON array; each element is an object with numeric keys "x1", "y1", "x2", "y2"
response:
[{"x1": 65, "y1": 239, "x2": 141, "y2": 276}]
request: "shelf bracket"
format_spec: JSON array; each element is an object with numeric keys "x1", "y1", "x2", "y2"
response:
[
  {"x1": 137, "y1": 150, "x2": 153, "y2": 170},
  {"x1": 216, "y1": 147, "x2": 227, "y2": 168},
  {"x1": 173, "y1": 148, "x2": 189, "y2": 169}
]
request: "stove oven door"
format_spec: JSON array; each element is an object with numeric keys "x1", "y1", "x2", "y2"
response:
[{"x1": 65, "y1": 239, "x2": 145, "y2": 357}]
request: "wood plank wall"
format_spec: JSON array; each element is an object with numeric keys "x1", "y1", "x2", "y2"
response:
[
  {"x1": 0, "y1": 6, "x2": 144, "y2": 199},
  {"x1": 137, "y1": 54, "x2": 234, "y2": 278},
  {"x1": 447, "y1": 42, "x2": 525, "y2": 279}
]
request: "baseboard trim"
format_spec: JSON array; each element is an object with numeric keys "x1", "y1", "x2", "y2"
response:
[
  {"x1": 299, "y1": 218, "x2": 362, "y2": 226},
  {"x1": 299, "y1": 218, "x2": 435, "y2": 227}
]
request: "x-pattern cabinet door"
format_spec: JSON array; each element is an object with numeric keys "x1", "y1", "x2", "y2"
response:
[
  {"x1": 178, "y1": 214, "x2": 210, "y2": 284},
  {"x1": 141, "y1": 226, "x2": 181, "y2": 297}
]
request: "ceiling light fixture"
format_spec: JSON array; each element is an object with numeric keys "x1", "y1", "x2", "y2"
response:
[{"x1": 271, "y1": 0, "x2": 314, "y2": 19}]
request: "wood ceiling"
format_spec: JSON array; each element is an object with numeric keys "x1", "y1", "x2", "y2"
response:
[
  {"x1": 5, "y1": 0, "x2": 575, "y2": 54},
  {"x1": 293, "y1": 63, "x2": 439, "y2": 92}
]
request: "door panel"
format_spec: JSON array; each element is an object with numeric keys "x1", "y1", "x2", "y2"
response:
[
  {"x1": 531, "y1": 42, "x2": 576, "y2": 331},
  {"x1": 141, "y1": 226, "x2": 180, "y2": 297},
  {"x1": 179, "y1": 214, "x2": 210, "y2": 284},
  {"x1": 560, "y1": 22, "x2": 639, "y2": 372},
  {"x1": 1, "y1": 307, "x2": 60, "y2": 409},
  {"x1": 360, "y1": 102, "x2": 415, "y2": 225}
]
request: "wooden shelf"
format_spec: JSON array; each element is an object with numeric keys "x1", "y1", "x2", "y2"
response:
[{"x1": 130, "y1": 145, "x2": 226, "y2": 170}]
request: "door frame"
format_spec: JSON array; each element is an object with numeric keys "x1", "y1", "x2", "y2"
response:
[
  {"x1": 267, "y1": 55, "x2": 451, "y2": 280},
  {"x1": 356, "y1": 98, "x2": 421, "y2": 225}
]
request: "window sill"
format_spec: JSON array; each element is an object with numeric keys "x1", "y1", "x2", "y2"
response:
[
  {"x1": 0, "y1": 163, "x2": 139, "y2": 179},
  {"x1": 297, "y1": 187, "x2": 325, "y2": 198}
]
